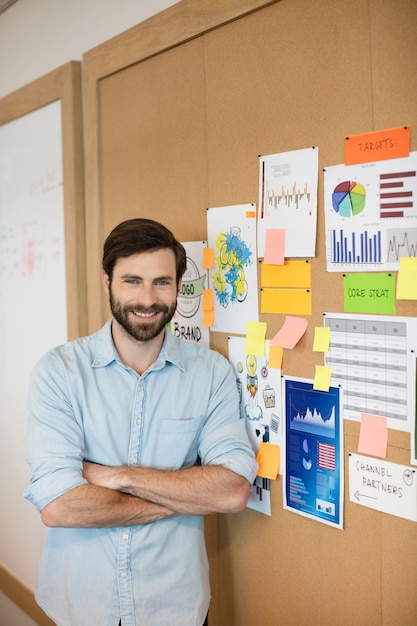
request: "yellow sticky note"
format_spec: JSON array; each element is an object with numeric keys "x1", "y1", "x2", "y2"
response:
[
  {"x1": 202, "y1": 289, "x2": 214, "y2": 310},
  {"x1": 202, "y1": 248, "x2": 214, "y2": 269},
  {"x1": 245, "y1": 321, "x2": 266, "y2": 356},
  {"x1": 313, "y1": 365, "x2": 331, "y2": 391},
  {"x1": 358, "y1": 413, "x2": 388, "y2": 458},
  {"x1": 268, "y1": 345, "x2": 283, "y2": 369},
  {"x1": 256, "y1": 442, "x2": 280, "y2": 479},
  {"x1": 396, "y1": 257, "x2": 417, "y2": 300},
  {"x1": 313, "y1": 326, "x2": 331, "y2": 352}
]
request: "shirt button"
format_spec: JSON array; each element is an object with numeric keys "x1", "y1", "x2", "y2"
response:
[
  {"x1": 136, "y1": 418, "x2": 142, "y2": 425},
  {"x1": 121, "y1": 572, "x2": 127, "y2": 578},
  {"x1": 123, "y1": 533, "x2": 129, "y2": 540},
  {"x1": 131, "y1": 457, "x2": 137, "y2": 464}
]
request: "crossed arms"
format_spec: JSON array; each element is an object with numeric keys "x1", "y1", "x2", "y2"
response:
[{"x1": 41, "y1": 463, "x2": 251, "y2": 528}]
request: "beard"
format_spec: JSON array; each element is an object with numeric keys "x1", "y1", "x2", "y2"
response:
[{"x1": 109, "y1": 289, "x2": 177, "y2": 342}]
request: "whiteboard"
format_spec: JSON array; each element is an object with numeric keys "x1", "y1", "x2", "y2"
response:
[{"x1": 0, "y1": 100, "x2": 68, "y2": 586}]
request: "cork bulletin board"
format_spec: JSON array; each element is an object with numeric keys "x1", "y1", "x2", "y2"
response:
[{"x1": 82, "y1": 1, "x2": 417, "y2": 623}]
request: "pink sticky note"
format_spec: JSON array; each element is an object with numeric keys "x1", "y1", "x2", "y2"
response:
[
  {"x1": 271, "y1": 316, "x2": 308, "y2": 349},
  {"x1": 358, "y1": 413, "x2": 388, "y2": 458},
  {"x1": 263, "y1": 229, "x2": 286, "y2": 265}
]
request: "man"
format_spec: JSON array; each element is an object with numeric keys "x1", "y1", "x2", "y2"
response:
[{"x1": 25, "y1": 218, "x2": 257, "y2": 626}]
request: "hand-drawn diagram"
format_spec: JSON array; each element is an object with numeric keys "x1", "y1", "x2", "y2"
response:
[
  {"x1": 207, "y1": 204, "x2": 259, "y2": 334},
  {"x1": 212, "y1": 226, "x2": 251, "y2": 307},
  {"x1": 229, "y1": 336, "x2": 283, "y2": 516}
]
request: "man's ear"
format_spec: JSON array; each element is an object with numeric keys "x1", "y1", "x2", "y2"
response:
[
  {"x1": 102, "y1": 270, "x2": 110, "y2": 294},
  {"x1": 177, "y1": 278, "x2": 183, "y2": 295}
]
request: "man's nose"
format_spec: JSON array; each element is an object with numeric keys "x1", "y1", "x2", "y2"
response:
[{"x1": 137, "y1": 283, "x2": 157, "y2": 306}]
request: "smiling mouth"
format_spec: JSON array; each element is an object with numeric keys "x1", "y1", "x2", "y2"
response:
[{"x1": 132, "y1": 310, "x2": 159, "y2": 319}]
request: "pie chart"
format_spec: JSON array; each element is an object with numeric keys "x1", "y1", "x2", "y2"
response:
[{"x1": 332, "y1": 180, "x2": 366, "y2": 217}]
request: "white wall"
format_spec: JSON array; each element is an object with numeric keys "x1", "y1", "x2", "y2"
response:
[
  {"x1": 0, "y1": 0, "x2": 180, "y2": 594},
  {"x1": 0, "y1": 0, "x2": 180, "y2": 99}
]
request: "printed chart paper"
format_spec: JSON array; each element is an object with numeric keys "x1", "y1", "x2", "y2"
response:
[
  {"x1": 258, "y1": 147, "x2": 319, "y2": 258},
  {"x1": 283, "y1": 377, "x2": 343, "y2": 529},
  {"x1": 324, "y1": 152, "x2": 417, "y2": 272},
  {"x1": 323, "y1": 312, "x2": 417, "y2": 435}
]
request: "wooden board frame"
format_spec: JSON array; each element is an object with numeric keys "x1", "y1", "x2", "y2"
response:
[{"x1": 0, "y1": 61, "x2": 87, "y2": 341}]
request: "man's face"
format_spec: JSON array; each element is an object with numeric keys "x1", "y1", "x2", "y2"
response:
[{"x1": 103, "y1": 249, "x2": 179, "y2": 343}]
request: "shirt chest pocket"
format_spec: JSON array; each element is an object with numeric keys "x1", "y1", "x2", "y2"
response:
[{"x1": 156, "y1": 417, "x2": 202, "y2": 470}]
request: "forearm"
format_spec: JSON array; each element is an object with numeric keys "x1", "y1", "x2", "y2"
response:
[
  {"x1": 83, "y1": 463, "x2": 250, "y2": 516},
  {"x1": 40, "y1": 483, "x2": 175, "y2": 528}
]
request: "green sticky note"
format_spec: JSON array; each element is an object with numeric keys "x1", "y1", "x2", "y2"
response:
[{"x1": 343, "y1": 273, "x2": 395, "y2": 314}]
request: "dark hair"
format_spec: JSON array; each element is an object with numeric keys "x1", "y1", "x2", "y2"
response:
[{"x1": 102, "y1": 218, "x2": 187, "y2": 284}]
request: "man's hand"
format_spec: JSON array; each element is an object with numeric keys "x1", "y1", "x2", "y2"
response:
[{"x1": 83, "y1": 461, "x2": 123, "y2": 491}]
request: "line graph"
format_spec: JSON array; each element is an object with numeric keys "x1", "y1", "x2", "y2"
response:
[
  {"x1": 267, "y1": 181, "x2": 311, "y2": 210},
  {"x1": 386, "y1": 228, "x2": 417, "y2": 262}
]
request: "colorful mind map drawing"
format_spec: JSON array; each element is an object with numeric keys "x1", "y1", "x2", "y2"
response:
[
  {"x1": 207, "y1": 204, "x2": 259, "y2": 335},
  {"x1": 212, "y1": 226, "x2": 252, "y2": 308}
]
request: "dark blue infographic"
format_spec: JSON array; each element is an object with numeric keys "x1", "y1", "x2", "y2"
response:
[{"x1": 283, "y1": 377, "x2": 343, "y2": 529}]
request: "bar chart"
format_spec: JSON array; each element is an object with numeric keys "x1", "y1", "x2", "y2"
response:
[
  {"x1": 380, "y1": 169, "x2": 416, "y2": 218},
  {"x1": 330, "y1": 228, "x2": 382, "y2": 264}
]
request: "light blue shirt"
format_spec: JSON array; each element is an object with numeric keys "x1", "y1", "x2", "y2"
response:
[{"x1": 25, "y1": 321, "x2": 257, "y2": 626}]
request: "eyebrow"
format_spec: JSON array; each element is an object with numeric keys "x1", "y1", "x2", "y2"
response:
[{"x1": 119, "y1": 273, "x2": 175, "y2": 281}]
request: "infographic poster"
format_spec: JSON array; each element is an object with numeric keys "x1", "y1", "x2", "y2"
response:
[
  {"x1": 257, "y1": 147, "x2": 319, "y2": 258},
  {"x1": 283, "y1": 377, "x2": 343, "y2": 529},
  {"x1": 324, "y1": 152, "x2": 417, "y2": 272}
]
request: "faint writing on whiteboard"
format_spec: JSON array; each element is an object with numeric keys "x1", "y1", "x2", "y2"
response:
[
  {"x1": 29, "y1": 169, "x2": 63, "y2": 195},
  {"x1": 0, "y1": 220, "x2": 63, "y2": 278}
]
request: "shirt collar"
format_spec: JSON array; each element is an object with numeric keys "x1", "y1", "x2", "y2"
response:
[{"x1": 92, "y1": 320, "x2": 185, "y2": 371}]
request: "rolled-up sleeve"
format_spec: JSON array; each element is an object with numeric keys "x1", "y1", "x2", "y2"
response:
[
  {"x1": 24, "y1": 351, "x2": 88, "y2": 511},
  {"x1": 198, "y1": 355, "x2": 258, "y2": 484}
]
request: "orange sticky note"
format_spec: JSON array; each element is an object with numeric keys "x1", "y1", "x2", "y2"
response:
[
  {"x1": 263, "y1": 228, "x2": 286, "y2": 265},
  {"x1": 256, "y1": 442, "x2": 280, "y2": 479},
  {"x1": 271, "y1": 315, "x2": 307, "y2": 349},
  {"x1": 345, "y1": 126, "x2": 410, "y2": 165},
  {"x1": 261, "y1": 288, "x2": 312, "y2": 315},
  {"x1": 358, "y1": 413, "x2": 388, "y2": 458},
  {"x1": 313, "y1": 365, "x2": 331, "y2": 391},
  {"x1": 202, "y1": 248, "x2": 214, "y2": 269},
  {"x1": 261, "y1": 259, "x2": 311, "y2": 288},
  {"x1": 202, "y1": 289, "x2": 214, "y2": 310},
  {"x1": 268, "y1": 345, "x2": 283, "y2": 369},
  {"x1": 202, "y1": 309, "x2": 214, "y2": 328}
]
